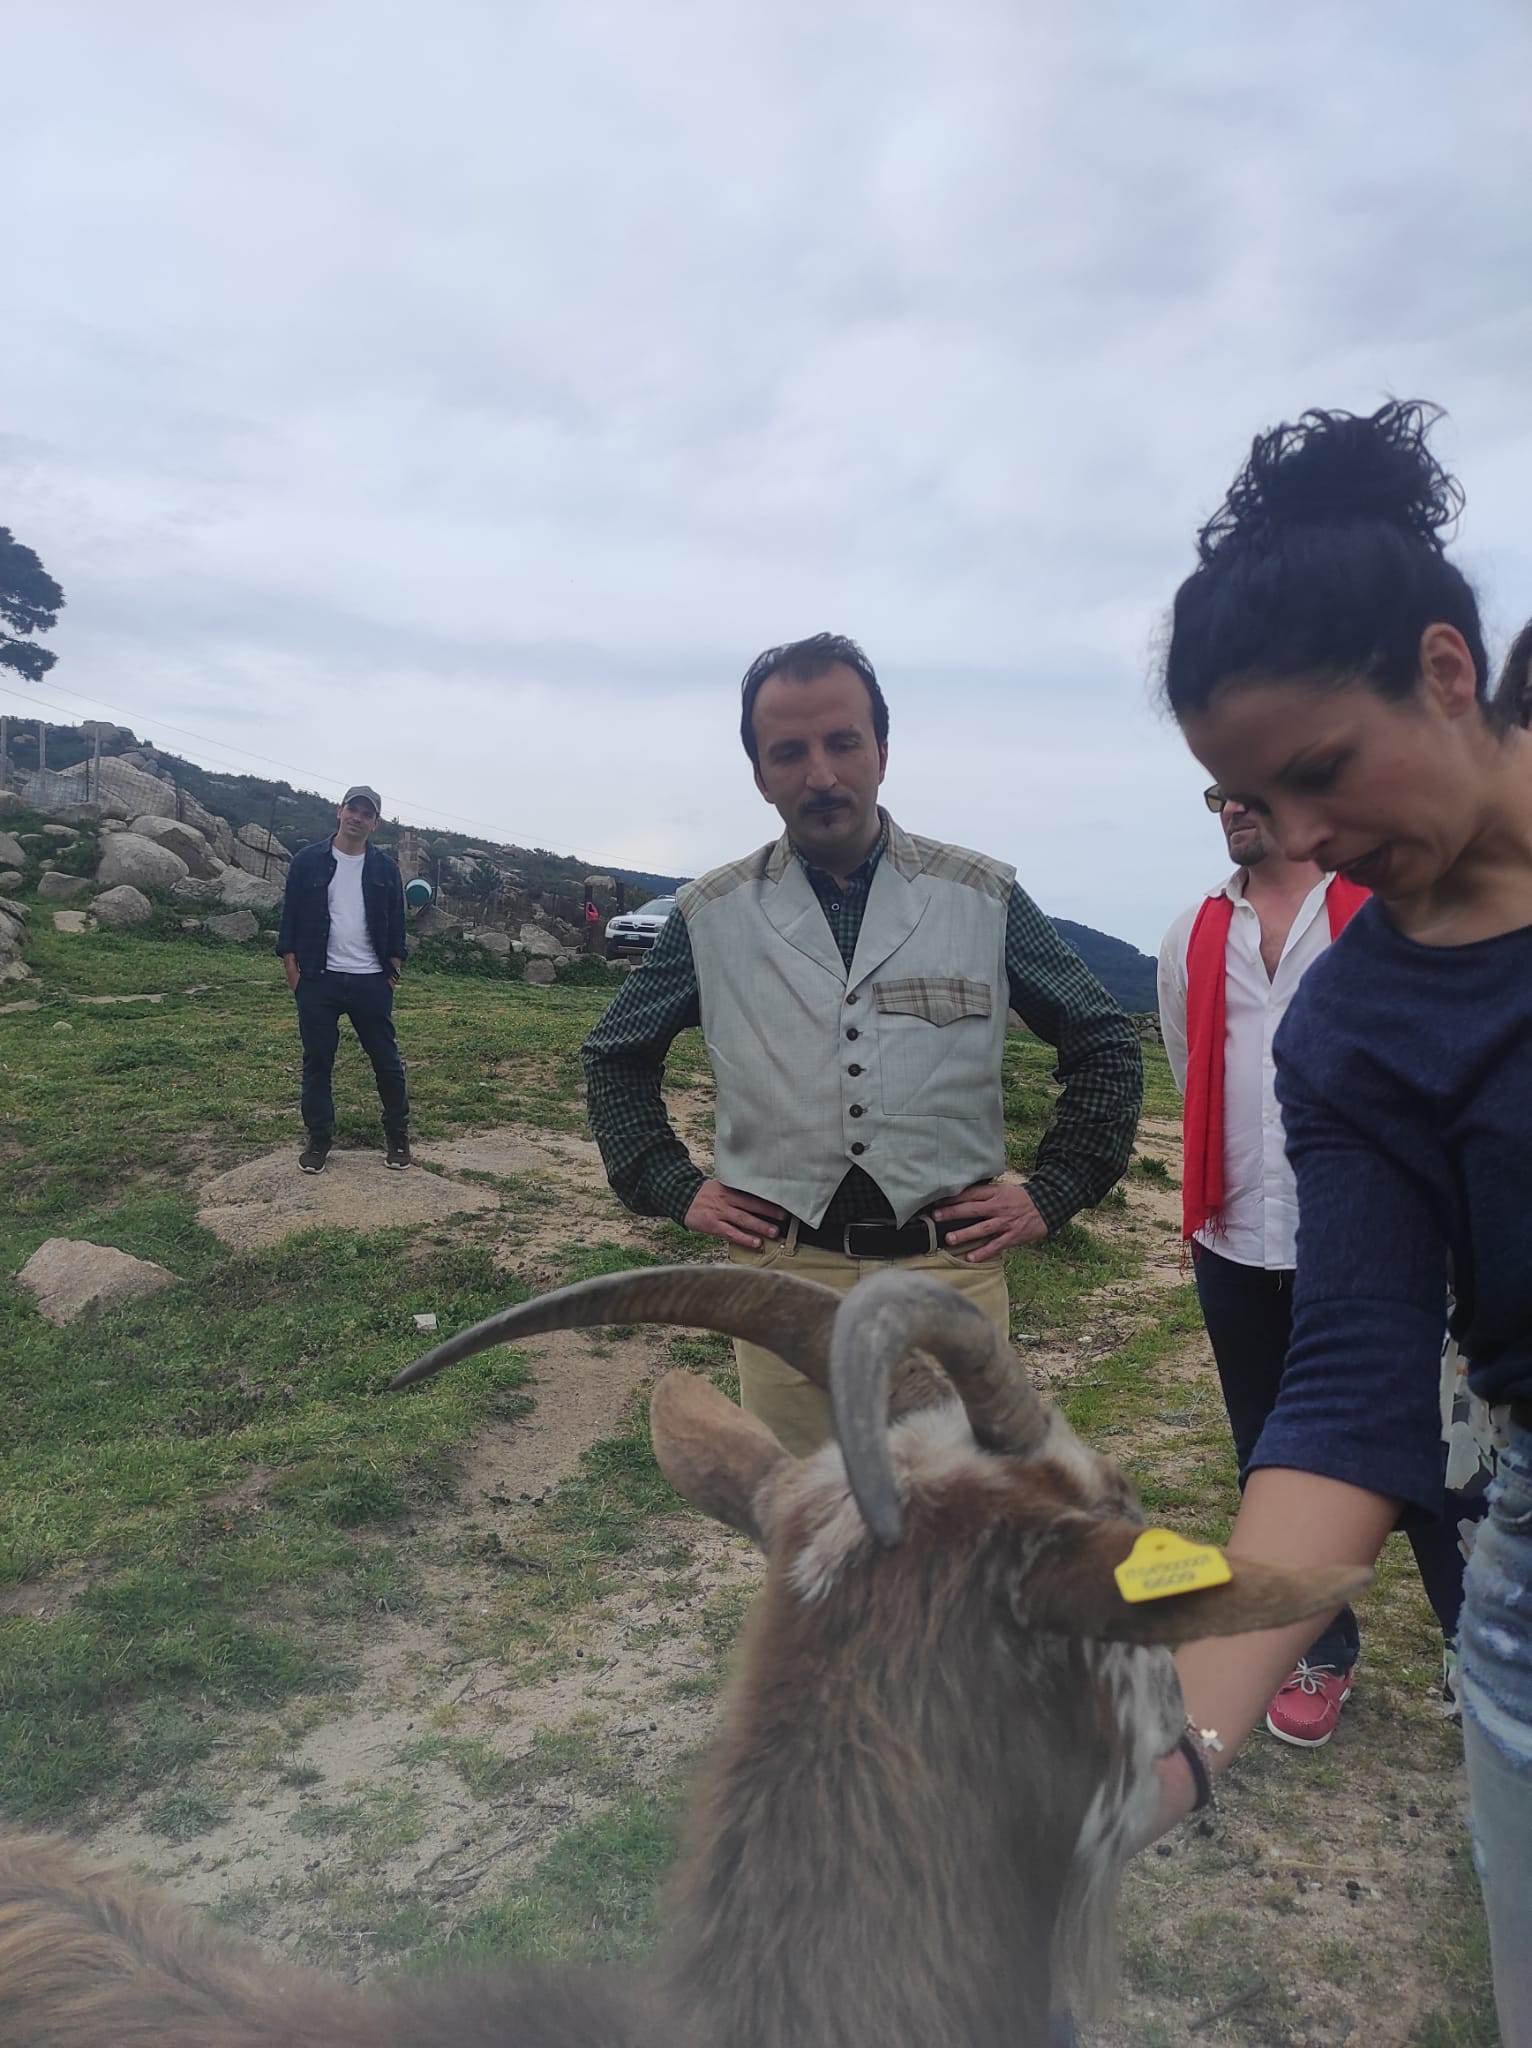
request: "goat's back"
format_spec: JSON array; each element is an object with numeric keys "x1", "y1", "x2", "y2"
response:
[{"x1": 0, "y1": 1831, "x2": 667, "y2": 2048}]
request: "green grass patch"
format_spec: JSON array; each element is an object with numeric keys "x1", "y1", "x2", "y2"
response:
[
  {"x1": 412, "y1": 1790, "x2": 682, "y2": 1972},
  {"x1": 0, "y1": 1230, "x2": 535, "y2": 1823}
]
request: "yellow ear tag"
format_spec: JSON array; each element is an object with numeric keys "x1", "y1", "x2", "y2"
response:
[{"x1": 1114, "y1": 1529, "x2": 1232, "y2": 1604}]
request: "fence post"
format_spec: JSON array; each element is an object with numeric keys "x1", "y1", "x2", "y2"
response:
[
  {"x1": 0, "y1": 715, "x2": 8, "y2": 778},
  {"x1": 37, "y1": 720, "x2": 47, "y2": 773},
  {"x1": 262, "y1": 788, "x2": 279, "y2": 878},
  {"x1": 91, "y1": 729, "x2": 102, "y2": 812}
]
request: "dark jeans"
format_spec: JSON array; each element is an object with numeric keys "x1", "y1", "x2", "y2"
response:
[
  {"x1": 295, "y1": 970, "x2": 409, "y2": 1142},
  {"x1": 1192, "y1": 1241, "x2": 1479, "y2": 1670}
]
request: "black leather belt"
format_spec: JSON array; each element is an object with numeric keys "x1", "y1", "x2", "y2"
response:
[{"x1": 793, "y1": 1213, "x2": 954, "y2": 1258}]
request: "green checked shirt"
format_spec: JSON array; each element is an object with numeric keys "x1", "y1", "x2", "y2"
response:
[{"x1": 582, "y1": 829, "x2": 1141, "y2": 1234}]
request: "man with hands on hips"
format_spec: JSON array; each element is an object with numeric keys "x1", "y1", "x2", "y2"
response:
[{"x1": 582, "y1": 634, "x2": 1142, "y2": 1453}]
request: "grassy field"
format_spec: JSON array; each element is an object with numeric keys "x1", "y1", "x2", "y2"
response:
[{"x1": 0, "y1": 909, "x2": 1495, "y2": 2043}]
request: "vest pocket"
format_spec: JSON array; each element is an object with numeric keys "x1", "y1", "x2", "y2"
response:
[
  {"x1": 873, "y1": 977, "x2": 993, "y2": 1115},
  {"x1": 872, "y1": 977, "x2": 992, "y2": 1027}
]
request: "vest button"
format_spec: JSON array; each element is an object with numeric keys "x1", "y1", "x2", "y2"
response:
[
  {"x1": 850, "y1": 1141, "x2": 866, "y2": 1156},
  {"x1": 849, "y1": 1104, "x2": 864, "y2": 1118},
  {"x1": 846, "y1": 1027, "x2": 859, "y2": 1041},
  {"x1": 847, "y1": 1063, "x2": 862, "y2": 1076}
]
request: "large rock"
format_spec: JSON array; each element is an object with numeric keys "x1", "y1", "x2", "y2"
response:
[
  {"x1": 38, "y1": 871, "x2": 95, "y2": 902},
  {"x1": 92, "y1": 884, "x2": 154, "y2": 929},
  {"x1": 0, "y1": 958, "x2": 32, "y2": 983},
  {"x1": 96, "y1": 832, "x2": 188, "y2": 893},
  {"x1": 128, "y1": 815, "x2": 222, "y2": 879},
  {"x1": 472, "y1": 928, "x2": 512, "y2": 956},
  {"x1": 41, "y1": 824, "x2": 77, "y2": 841},
  {"x1": 525, "y1": 957, "x2": 557, "y2": 985},
  {"x1": 206, "y1": 909, "x2": 258, "y2": 943},
  {"x1": 228, "y1": 835, "x2": 290, "y2": 879},
  {"x1": 0, "y1": 871, "x2": 21, "y2": 891},
  {"x1": 171, "y1": 876, "x2": 224, "y2": 907},
  {"x1": 518, "y1": 923, "x2": 564, "y2": 959},
  {"x1": 0, "y1": 910, "x2": 25, "y2": 952},
  {"x1": 0, "y1": 831, "x2": 25, "y2": 868},
  {"x1": 237, "y1": 821, "x2": 289, "y2": 858},
  {"x1": 17, "y1": 1238, "x2": 176, "y2": 1326},
  {"x1": 219, "y1": 867, "x2": 284, "y2": 913},
  {"x1": 0, "y1": 895, "x2": 31, "y2": 924}
]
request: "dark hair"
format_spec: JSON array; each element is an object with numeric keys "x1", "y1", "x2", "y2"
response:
[
  {"x1": 739, "y1": 632, "x2": 889, "y2": 766},
  {"x1": 1163, "y1": 401, "x2": 1489, "y2": 718},
  {"x1": 1492, "y1": 619, "x2": 1532, "y2": 731}
]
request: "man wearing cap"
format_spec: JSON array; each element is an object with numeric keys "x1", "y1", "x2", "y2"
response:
[
  {"x1": 276, "y1": 785, "x2": 411, "y2": 1173},
  {"x1": 582, "y1": 633, "x2": 1142, "y2": 1456}
]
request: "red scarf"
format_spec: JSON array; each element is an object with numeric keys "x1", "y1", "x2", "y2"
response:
[{"x1": 1181, "y1": 876, "x2": 1369, "y2": 1243}]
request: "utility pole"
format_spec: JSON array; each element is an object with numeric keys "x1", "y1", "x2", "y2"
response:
[{"x1": 37, "y1": 719, "x2": 47, "y2": 772}]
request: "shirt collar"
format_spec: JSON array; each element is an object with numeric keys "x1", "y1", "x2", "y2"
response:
[{"x1": 791, "y1": 817, "x2": 888, "y2": 893}]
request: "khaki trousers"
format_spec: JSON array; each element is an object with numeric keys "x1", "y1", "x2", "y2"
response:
[{"x1": 726, "y1": 1227, "x2": 1010, "y2": 1458}]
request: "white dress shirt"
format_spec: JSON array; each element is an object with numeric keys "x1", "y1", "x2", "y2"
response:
[{"x1": 1157, "y1": 870, "x2": 1337, "y2": 1271}]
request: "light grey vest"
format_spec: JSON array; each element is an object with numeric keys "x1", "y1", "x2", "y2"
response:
[{"x1": 679, "y1": 815, "x2": 1013, "y2": 1227}]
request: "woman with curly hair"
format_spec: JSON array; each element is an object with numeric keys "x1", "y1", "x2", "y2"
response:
[{"x1": 1151, "y1": 401, "x2": 1532, "y2": 2040}]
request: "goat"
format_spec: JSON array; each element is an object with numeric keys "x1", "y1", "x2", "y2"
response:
[{"x1": 0, "y1": 1265, "x2": 1366, "y2": 2048}]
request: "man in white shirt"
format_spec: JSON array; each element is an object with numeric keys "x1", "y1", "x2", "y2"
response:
[
  {"x1": 276, "y1": 785, "x2": 410, "y2": 1174},
  {"x1": 1158, "y1": 785, "x2": 1470, "y2": 1747}
]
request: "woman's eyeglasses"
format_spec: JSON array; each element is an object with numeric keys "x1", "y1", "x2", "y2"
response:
[{"x1": 1203, "y1": 784, "x2": 1226, "y2": 813}]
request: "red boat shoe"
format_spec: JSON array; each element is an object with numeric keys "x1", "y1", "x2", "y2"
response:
[{"x1": 1265, "y1": 1659, "x2": 1355, "y2": 1747}]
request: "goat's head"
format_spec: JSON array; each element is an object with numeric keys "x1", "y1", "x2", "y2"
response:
[{"x1": 394, "y1": 1265, "x2": 1367, "y2": 2029}]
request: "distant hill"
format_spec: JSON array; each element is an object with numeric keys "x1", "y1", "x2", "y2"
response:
[
  {"x1": 9, "y1": 719, "x2": 1158, "y2": 1003},
  {"x1": 8, "y1": 720, "x2": 685, "y2": 902},
  {"x1": 1049, "y1": 918, "x2": 1157, "y2": 1014}
]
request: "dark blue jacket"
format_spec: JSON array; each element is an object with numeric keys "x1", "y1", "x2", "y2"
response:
[{"x1": 275, "y1": 838, "x2": 407, "y2": 979}]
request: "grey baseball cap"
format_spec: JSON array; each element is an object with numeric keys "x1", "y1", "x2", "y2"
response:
[{"x1": 341, "y1": 784, "x2": 382, "y2": 813}]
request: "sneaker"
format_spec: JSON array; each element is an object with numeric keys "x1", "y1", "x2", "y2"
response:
[
  {"x1": 299, "y1": 1138, "x2": 331, "y2": 1174},
  {"x1": 385, "y1": 1137, "x2": 412, "y2": 1170},
  {"x1": 1265, "y1": 1659, "x2": 1355, "y2": 1747}
]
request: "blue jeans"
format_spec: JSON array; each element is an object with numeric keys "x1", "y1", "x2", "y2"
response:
[
  {"x1": 294, "y1": 970, "x2": 409, "y2": 1141},
  {"x1": 1192, "y1": 1243, "x2": 1482, "y2": 1671},
  {"x1": 1460, "y1": 1416, "x2": 1532, "y2": 2047}
]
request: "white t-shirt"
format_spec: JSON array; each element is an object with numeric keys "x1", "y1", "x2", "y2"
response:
[{"x1": 326, "y1": 845, "x2": 384, "y2": 973}]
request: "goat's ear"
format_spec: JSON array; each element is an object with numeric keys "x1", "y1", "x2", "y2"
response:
[
  {"x1": 1013, "y1": 1517, "x2": 1373, "y2": 1648},
  {"x1": 650, "y1": 1372, "x2": 791, "y2": 1547}
]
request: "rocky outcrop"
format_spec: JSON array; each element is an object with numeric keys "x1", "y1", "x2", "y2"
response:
[
  {"x1": 0, "y1": 831, "x2": 25, "y2": 869},
  {"x1": 91, "y1": 884, "x2": 154, "y2": 929},
  {"x1": 96, "y1": 832, "x2": 188, "y2": 893},
  {"x1": 206, "y1": 909, "x2": 258, "y2": 942},
  {"x1": 219, "y1": 868, "x2": 284, "y2": 913},
  {"x1": 518, "y1": 923, "x2": 564, "y2": 959},
  {"x1": 128, "y1": 815, "x2": 223, "y2": 879},
  {"x1": 18, "y1": 1238, "x2": 176, "y2": 1325},
  {"x1": 524, "y1": 957, "x2": 557, "y2": 985},
  {"x1": 170, "y1": 876, "x2": 224, "y2": 906},
  {"x1": 37, "y1": 872, "x2": 95, "y2": 902}
]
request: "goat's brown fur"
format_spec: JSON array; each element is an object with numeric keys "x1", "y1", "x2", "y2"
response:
[{"x1": 0, "y1": 1271, "x2": 1368, "y2": 2048}]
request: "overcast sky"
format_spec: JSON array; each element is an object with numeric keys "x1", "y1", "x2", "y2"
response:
[{"x1": 6, "y1": 0, "x2": 1530, "y2": 952}]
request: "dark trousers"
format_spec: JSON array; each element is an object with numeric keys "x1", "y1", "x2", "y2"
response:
[
  {"x1": 295, "y1": 970, "x2": 409, "y2": 1142},
  {"x1": 1192, "y1": 1241, "x2": 1478, "y2": 1668}
]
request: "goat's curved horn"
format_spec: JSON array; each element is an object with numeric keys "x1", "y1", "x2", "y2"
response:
[
  {"x1": 389, "y1": 1264, "x2": 843, "y2": 1391},
  {"x1": 830, "y1": 1269, "x2": 1046, "y2": 1549}
]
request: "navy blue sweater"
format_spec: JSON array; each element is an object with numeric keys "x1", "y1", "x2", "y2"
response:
[{"x1": 1261, "y1": 901, "x2": 1532, "y2": 1516}]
